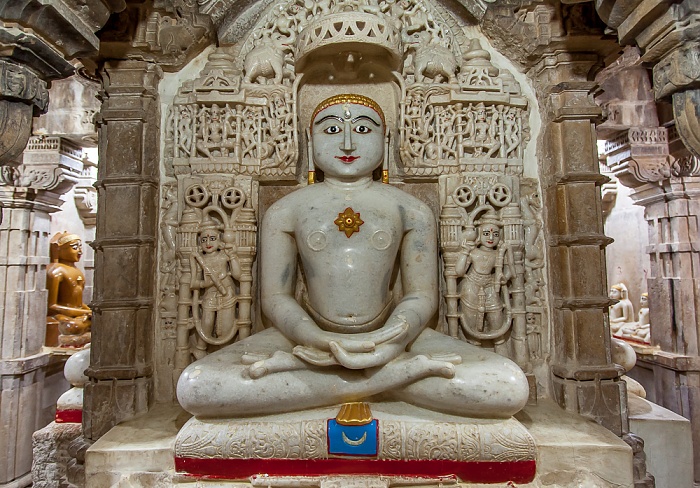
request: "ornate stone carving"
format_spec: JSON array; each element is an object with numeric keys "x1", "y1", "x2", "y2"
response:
[
  {"x1": 399, "y1": 39, "x2": 529, "y2": 178},
  {"x1": 0, "y1": 60, "x2": 49, "y2": 111},
  {"x1": 438, "y1": 173, "x2": 538, "y2": 370},
  {"x1": 164, "y1": 53, "x2": 297, "y2": 179},
  {"x1": 175, "y1": 410, "x2": 536, "y2": 463},
  {"x1": 671, "y1": 153, "x2": 700, "y2": 177},
  {"x1": 604, "y1": 127, "x2": 673, "y2": 187},
  {"x1": 171, "y1": 176, "x2": 257, "y2": 367},
  {"x1": 0, "y1": 136, "x2": 83, "y2": 194}
]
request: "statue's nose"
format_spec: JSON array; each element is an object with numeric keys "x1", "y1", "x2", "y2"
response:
[{"x1": 341, "y1": 121, "x2": 356, "y2": 152}]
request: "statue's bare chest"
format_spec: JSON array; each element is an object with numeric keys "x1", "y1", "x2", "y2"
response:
[{"x1": 295, "y1": 202, "x2": 402, "y2": 259}]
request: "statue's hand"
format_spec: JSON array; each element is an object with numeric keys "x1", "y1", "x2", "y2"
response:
[
  {"x1": 293, "y1": 345, "x2": 339, "y2": 367},
  {"x1": 328, "y1": 341, "x2": 404, "y2": 370}
]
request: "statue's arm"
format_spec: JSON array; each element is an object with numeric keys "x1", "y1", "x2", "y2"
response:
[
  {"x1": 260, "y1": 205, "x2": 332, "y2": 351},
  {"x1": 391, "y1": 205, "x2": 439, "y2": 344},
  {"x1": 46, "y1": 266, "x2": 62, "y2": 315}
]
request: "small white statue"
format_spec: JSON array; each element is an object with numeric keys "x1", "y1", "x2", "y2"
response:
[
  {"x1": 609, "y1": 283, "x2": 635, "y2": 336},
  {"x1": 177, "y1": 94, "x2": 529, "y2": 419},
  {"x1": 620, "y1": 292, "x2": 650, "y2": 344}
]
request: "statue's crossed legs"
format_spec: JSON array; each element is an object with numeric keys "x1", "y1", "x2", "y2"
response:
[{"x1": 177, "y1": 327, "x2": 529, "y2": 419}]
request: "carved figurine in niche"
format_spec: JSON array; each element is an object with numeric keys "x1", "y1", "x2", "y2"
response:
[
  {"x1": 190, "y1": 217, "x2": 243, "y2": 359},
  {"x1": 177, "y1": 94, "x2": 529, "y2": 418},
  {"x1": 196, "y1": 104, "x2": 234, "y2": 159},
  {"x1": 461, "y1": 103, "x2": 500, "y2": 158},
  {"x1": 455, "y1": 210, "x2": 514, "y2": 340},
  {"x1": 609, "y1": 283, "x2": 635, "y2": 336},
  {"x1": 46, "y1": 232, "x2": 91, "y2": 348}
]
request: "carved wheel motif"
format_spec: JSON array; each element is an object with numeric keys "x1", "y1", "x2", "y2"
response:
[
  {"x1": 453, "y1": 184, "x2": 476, "y2": 208},
  {"x1": 488, "y1": 183, "x2": 511, "y2": 207},
  {"x1": 221, "y1": 187, "x2": 246, "y2": 209},
  {"x1": 185, "y1": 184, "x2": 209, "y2": 207}
]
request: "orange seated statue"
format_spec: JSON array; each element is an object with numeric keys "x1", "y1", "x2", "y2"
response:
[{"x1": 46, "y1": 232, "x2": 91, "y2": 348}]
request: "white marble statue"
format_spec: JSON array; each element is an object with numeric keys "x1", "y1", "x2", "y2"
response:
[
  {"x1": 177, "y1": 94, "x2": 529, "y2": 419},
  {"x1": 620, "y1": 292, "x2": 650, "y2": 343},
  {"x1": 609, "y1": 283, "x2": 635, "y2": 336}
]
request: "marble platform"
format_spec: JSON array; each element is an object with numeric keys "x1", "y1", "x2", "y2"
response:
[
  {"x1": 174, "y1": 403, "x2": 536, "y2": 484},
  {"x1": 85, "y1": 401, "x2": 633, "y2": 487}
]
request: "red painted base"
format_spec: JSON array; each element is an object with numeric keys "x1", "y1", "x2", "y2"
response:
[
  {"x1": 55, "y1": 409, "x2": 82, "y2": 424},
  {"x1": 175, "y1": 457, "x2": 536, "y2": 484}
]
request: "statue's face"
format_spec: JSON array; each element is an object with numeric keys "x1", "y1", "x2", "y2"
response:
[
  {"x1": 641, "y1": 294, "x2": 648, "y2": 306},
  {"x1": 311, "y1": 102, "x2": 384, "y2": 180},
  {"x1": 199, "y1": 230, "x2": 221, "y2": 254},
  {"x1": 59, "y1": 240, "x2": 83, "y2": 262},
  {"x1": 479, "y1": 224, "x2": 500, "y2": 248},
  {"x1": 609, "y1": 288, "x2": 621, "y2": 300}
]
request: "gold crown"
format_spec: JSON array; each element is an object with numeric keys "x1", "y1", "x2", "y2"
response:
[{"x1": 311, "y1": 94, "x2": 385, "y2": 128}]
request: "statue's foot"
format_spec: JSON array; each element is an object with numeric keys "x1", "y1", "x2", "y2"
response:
[
  {"x1": 409, "y1": 354, "x2": 458, "y2": 379},
  {"x1": 242, "y1": 350, "x2": 307, "y2": 379}
]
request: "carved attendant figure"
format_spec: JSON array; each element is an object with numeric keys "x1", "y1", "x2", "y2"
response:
[
  {"x1": 46, "y1": 232, "x2": 91, "y2": 348},
  {"x1": 190, "y1": 220, "x2": 243, "y2": 358},
  {"x1": 177, "y1": 94, "x2": 529, "y2": 419},
  {"x1": 455, "y1": 211, "x2": 512, "y2": 338}
]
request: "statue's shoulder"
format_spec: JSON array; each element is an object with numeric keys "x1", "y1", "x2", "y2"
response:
[
  {"x1": 46, "y1": 262, "x2": 67, "y2": 279},
  {"x1": 262, "y1": 184, "x2": 319, "y2": 228},
  {"x1": 380, "y1": 183, "x2": 434, "y2": 221}
]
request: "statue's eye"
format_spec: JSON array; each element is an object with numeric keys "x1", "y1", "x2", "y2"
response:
[
  {"x1": 354, "y1": 125, "x2": 371, "y2": 134},
  {"x1": 324, "y1": 125, "x2": 342, "y2": 134}
]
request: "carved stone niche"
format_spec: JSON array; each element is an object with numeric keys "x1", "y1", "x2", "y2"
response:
[
  {"x1": 166, "y1": 175, "x2": 258, "y2": 377},
  {"x1": 160, "y1": 0, "x2": 544, "y2": 387}
]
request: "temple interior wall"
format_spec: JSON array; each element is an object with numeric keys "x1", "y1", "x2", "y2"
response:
[{"x1": 604, "y1": 180, "x2": 650, "y2": 312}]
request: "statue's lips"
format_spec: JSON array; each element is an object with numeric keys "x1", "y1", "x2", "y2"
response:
[{"x1": 336, "y1": 156, "x2": 360, "y2": 163}]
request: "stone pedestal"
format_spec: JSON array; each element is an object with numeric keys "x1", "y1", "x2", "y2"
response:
[
  {"x1": 83, "y1": 402, "x2": 633, "y2": 488},
  {"x1": 628, "y1": 393, "x2": 693, "y2": 488}
]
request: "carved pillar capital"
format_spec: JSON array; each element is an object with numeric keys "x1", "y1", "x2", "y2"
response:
[
  {"x1": 74, "y1": 158, "x2": 98, "y2": 226},
  {"x1": 0, "y1": 61, "x2": 49, "y2": 168},
  {"x1": 596, "y1": 0, "x2": 700, "y2": 158},
  {"x1": 0, "y1": 136, "x2": 84, "y2": 196},
  {"x1": 604, "y1": 127, "x2": 672, "y2": 188}
]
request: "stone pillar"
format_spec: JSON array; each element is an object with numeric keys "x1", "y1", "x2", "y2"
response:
[
  {"x1": 83, "y1": 60, "x2": 162, "y2": 441},
  {"x1": 0, "y1": 187, "x2": 64, "y2": 487},
  {"x1": 531, "y1": 52, "x2": 626, "y2": 435},
  {"x1": 73, "y1": 156, "x2": 98, "y2": 301}
]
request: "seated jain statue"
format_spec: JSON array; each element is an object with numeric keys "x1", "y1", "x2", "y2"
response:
[
  {"x1": 609, "y1": 283, "x2": 635, "y2": 336},
  {"x1": 46, "y1": 232, "x2": 92, "y2": 348},
  {"x1": 177, "y1": 94, "x2": 529, "y2": 419}
]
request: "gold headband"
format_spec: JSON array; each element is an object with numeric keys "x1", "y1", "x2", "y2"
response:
[
  {"x1": 57, "y1": 233, "x2": 81, "y2": 246},
  {"x1": 311, "y1": 94, "x2": 385, "y2": 128}
]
